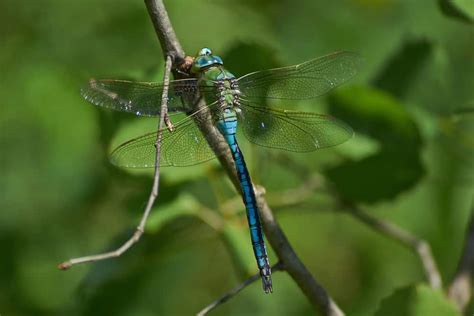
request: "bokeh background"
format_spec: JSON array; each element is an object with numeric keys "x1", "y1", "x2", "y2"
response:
[{"x1": 1, "y1": 0, "x2": 473, "y2": 315}]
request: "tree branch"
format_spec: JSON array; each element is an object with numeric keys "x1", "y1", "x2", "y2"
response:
[
  {"x1": 145, "y1": 1, "x2": 344, "y2": 314},
  {"x1": 448, "y1": 208, "x2": 474, "y2": 312},
  {"x1": 145, "y1": 0, "x2": 184, "y2": 64}
]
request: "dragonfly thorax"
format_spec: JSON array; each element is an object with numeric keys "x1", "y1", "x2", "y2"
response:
[{"x1": 215, "y1": 79, "x2": 241, "y2": 110}]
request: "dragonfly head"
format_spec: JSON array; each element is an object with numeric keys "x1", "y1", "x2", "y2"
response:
[{"x1": 191, "y1": 48, "x2": 223, "y2": 74}]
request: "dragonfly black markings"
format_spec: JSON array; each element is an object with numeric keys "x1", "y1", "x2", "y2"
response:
[{"x1": 81, "y1": 47, "x2": 362, "y2": 293}]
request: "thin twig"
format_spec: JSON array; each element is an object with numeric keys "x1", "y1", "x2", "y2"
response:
[
  {"x1": 346, "y1": 204, "x2": 442, "y2": 289},
  {"x1": 58, "y1": 56, "x2": 173, "y2": 270},
  {"x1": 145, "y1": 0, "x2": 184, "y2": 65},
  {"x1": 197, "y1": 262, "x2": 285, "y2": 316},
  {"x1": 448, "y1": 208, "x2": 474, "y2": 312}
]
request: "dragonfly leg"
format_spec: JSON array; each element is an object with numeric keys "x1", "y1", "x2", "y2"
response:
[
  {"x1": 175, "y1": 55, "x2": 194, "y2": 76},
  {"x1": 164, "y1": 113, "x2": 175, "y2": 132},
  {"x1": 58, "y1": 226, "x2": 146, "y2": 269}
]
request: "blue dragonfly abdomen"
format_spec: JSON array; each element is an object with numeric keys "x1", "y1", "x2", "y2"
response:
[{"x1": 217, "y1": 108, "x2": 272, "y2": 293}]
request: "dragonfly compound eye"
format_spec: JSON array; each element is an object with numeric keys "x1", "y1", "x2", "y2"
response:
[{"x1": 199, "y1": 48, "x2": 212, "y2": 56}]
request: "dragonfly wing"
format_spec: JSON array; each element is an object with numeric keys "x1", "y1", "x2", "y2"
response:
[
  {"x1": 239, "y1": 101, "x2": 353, "y2": 152},
  {"x1": 81, "y1": 78, "x2": 215, "y2": 116},
  {"x1": 110, "y1": 118, "x2": 216, "y2": 167},
  {"x1": 237, "y1": 51, "x2": 362, "y2": 100}
]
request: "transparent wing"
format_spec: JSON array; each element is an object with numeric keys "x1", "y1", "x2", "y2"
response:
[
  {"x1": 110, "y1": 118, "x2": 216, "y2": 167},
  {"x1": 237, "y1": 51, "x2": 362, "y2": 100},
  {"x1": 239, "y1": 101, "x2": 353, "y2": 152},
  {"x1": 81, "y1": 78, "x2": 216, "y2": 116}
]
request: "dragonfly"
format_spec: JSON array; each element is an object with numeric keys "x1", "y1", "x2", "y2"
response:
[{"x1": 81, "y1": 48, "x2": 361, "y2": 293}]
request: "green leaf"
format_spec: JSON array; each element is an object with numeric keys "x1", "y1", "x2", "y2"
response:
[
  {"x1": 329, "y1": 86, "x2": 422, "y2": 149},
  {"x1": 372, "y1": 39, "x2": 433, "y2": 98},
  {"x1": 326, "y1": 86, "x2": 424, "y2": 203},
  {"x1": 222, "y1": 42, "x2": 282, "y2": 77},
  {"x1": 439, "y1": 106, "x2": 474, "y2": 157},
  {"x1": 146, "y1": 194, "x2": 201, "y2": 233},
  {"x1": 221, "y1": 221, "x2": 257, "y2": 279},
  {"x1": 438, "y1": 0, "x2": 474, "y2": 23},
  {"x1": 374, "y1": 284, "x2": 461, "y2": 316},
  {"x1": 326, "y1": 151, "x2": 424, "y2": 203}
]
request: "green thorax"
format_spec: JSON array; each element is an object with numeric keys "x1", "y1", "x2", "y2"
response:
[{"x1": 201, "y1": 66, "x2": 235, "y2": 81}]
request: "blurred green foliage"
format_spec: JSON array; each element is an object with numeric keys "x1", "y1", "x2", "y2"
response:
[
  {"x1": 438, "y1": 0, "x2": 474, "y2": 23},
  {"x1": 374, "y1": 285, "x2": 460, "y2": 316},
  {"x1": 1, "y1": 0, "x2": 473, "y2": 315}
]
